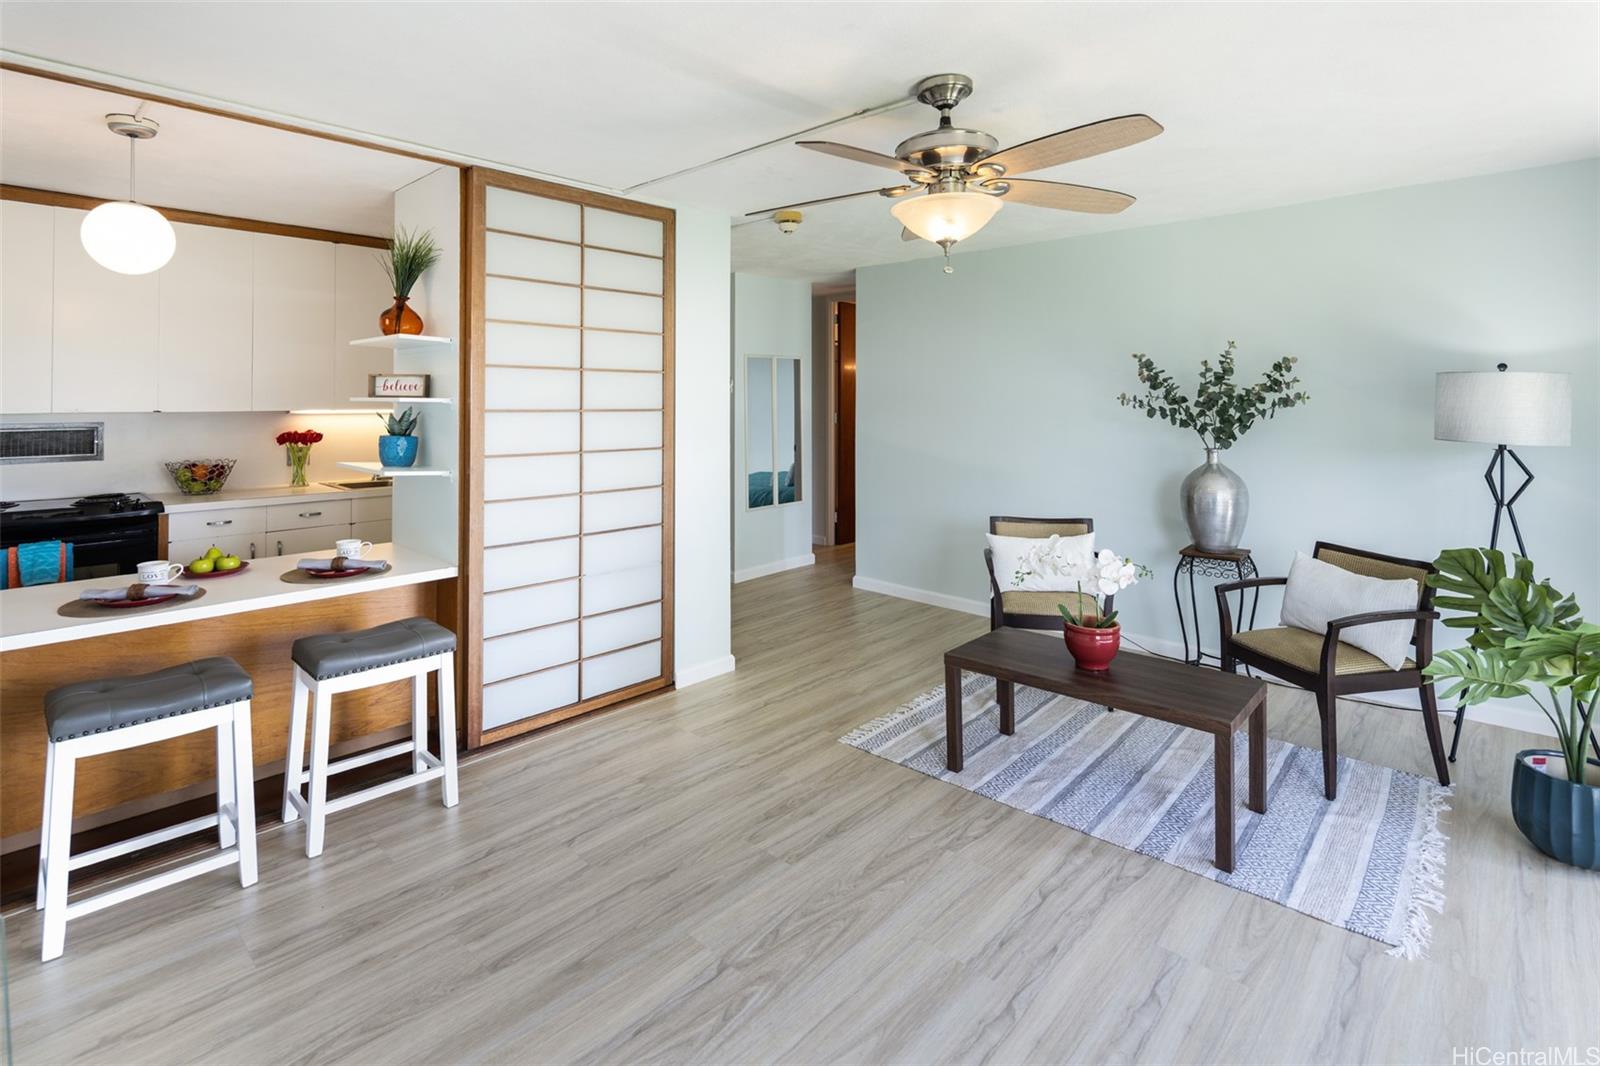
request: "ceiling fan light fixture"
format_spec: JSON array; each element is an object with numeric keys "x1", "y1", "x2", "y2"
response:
[{"x1": 890, "y1": 190, "x2": 1002, "y2": 244}]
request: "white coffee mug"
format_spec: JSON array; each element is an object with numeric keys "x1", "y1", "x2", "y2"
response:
[
  {"x1": 138, "y1": 560, "x2": 183, "y2": 583},
  {"x1": 334, "y1": 539, "x2": 374, "y2": 559}
]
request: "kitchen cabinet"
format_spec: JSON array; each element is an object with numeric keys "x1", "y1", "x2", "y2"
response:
[
  {"x1": 271, "y1": 524, "x2": 349, "y2": 556},
  {"x1": 351, "y1": 520, "x2": 393, "y2": 544},
  {"x1": 335, "y1": 243, "x2": 393, "y2": 402},
  {"x1": 168, "y1": 531, "x2": 262, "y2": 563},
  {"x1": 251, "y1": 234, "x2": 335, "y2": 411},
  {"x1": 51, "y1": 207, "x2": 159, "y2": 412},
  {"x1": 1, "y1": 201, "x2": 55, "y2": 413},
  {"x1": 157, "y1": 223, "x2": 254, "y2": 412}
]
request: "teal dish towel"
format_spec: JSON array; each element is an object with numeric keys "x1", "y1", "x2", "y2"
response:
[{"x1": 2, "y1": 541, "x2": 74, "y2": 589}]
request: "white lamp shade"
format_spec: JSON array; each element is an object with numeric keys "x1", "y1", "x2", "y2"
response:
[
  {"x1": 890, "y1": 191, "x2": 1003, "y2": 243},
  {"x1": 80, "y1": 201, "x2": 177, "y2": 275},
  {"x1": 1435, "y1": 370, "x2": 1571, "y2": 447}
]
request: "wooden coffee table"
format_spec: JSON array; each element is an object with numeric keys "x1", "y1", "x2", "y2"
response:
[{"x1": 944, "y1": 629, "x2": 1270, "y2": 872}]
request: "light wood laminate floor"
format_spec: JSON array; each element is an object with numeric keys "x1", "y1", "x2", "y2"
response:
[{"x1": 4, "y1": 546, "x2": 1595, "y2": 1064}]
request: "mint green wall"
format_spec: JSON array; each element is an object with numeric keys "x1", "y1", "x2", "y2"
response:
[{"x1": 855, "y1": 160, "x2": 1598, "y2": 647}]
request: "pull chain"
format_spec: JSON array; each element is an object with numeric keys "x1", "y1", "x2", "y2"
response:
[
  {"x1": 939, "y1": 238, "x2": 956, "y2": 274},
  {"x1": 127, "y1": 133, "x2": 136, "y2": 203}
]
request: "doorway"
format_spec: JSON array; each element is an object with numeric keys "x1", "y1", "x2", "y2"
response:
[{"x1": 833, "y1": 300, "x2": 856, "y2": 545}]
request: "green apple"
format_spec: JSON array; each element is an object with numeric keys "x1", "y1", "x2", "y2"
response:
[
  {"x1": 204, "y1": 546, "x2": 224, "y2": 560},
  {"x1": 189, "y1": 558, "x2": 215, "y2": 574},
  {"x1": 215, "y1": 555, "x2": 243, "y2": 571}
]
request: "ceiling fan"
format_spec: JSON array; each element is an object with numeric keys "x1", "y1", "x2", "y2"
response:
[{"x1": 749, "y1": 74, "x2": 1162, "y2": 272}]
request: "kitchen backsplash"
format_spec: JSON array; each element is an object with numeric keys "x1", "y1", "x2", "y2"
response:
[{"x1": 0, "y1": 412, "x2": 388, "y2": 498}]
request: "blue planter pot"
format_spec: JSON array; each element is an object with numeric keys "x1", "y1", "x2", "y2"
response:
[
  {"x1": 1511, "y1": 750, "x2": 1599, "y2": 870},
  {"x1": 377, "y1": 434, "x2": 419, "y2": 468}
]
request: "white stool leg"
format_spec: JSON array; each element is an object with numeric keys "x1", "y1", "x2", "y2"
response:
[
  {"x1": 411, "y1": 669, "x2": 428, "y2": 773},
  {"x1": 305, "y1": 684, "x2": 334, "y2": 858},
  {"x1": 437, "y1": 654, "x2": 458, "y2": 809},
  {"x1": 216, "y1": 714, "x2": 237, "y2": 850},
  {"x1": 232, "y1": 701, "x2": 258, "y2": 887},
  {"x1": 36, "y1": 740, "x2": 55, "y2": 910},
  {"x1": 41, "y1": 745, "x2": 76, "y2": 962},
  {"x1": 281, "y1": 670, "x2": 310, "y2": 823}
]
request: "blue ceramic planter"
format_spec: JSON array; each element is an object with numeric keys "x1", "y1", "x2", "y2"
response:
[
  {"x1": 1511, "y1": 750, "x2": 1599, "y2": 870},
  {"x1": 377, "y1": 434, "x2": 418, "y2": 468}
]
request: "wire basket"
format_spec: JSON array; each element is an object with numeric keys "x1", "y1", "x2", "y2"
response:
[{"x1": 164, "y1": 459, "x2": 236, "y2": 496}]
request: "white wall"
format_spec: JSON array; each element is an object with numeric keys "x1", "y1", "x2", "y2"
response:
[
  {"x1": 854, "y1": 160, "x2": 1598, "y2": 708},
  {"x1": 731, "y1": 272, "x2": 813, "y2": 581}
]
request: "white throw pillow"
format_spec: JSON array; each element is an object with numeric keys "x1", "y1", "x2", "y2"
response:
[
  {"x1": 986, "y1": 531, "x2": 1095, "y2": 592},
  {"x1": 1280, "y1": 551, "x2": 1419, "y2": 671}
]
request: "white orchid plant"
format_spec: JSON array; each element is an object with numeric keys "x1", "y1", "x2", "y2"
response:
[{"x1": 1013, "y1": 537, "x2": 1153, "y2": 630}]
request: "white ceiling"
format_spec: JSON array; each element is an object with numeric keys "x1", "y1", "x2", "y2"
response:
[{"x1": 1, "y1": 2, "x2": 1594, "y2": 276}]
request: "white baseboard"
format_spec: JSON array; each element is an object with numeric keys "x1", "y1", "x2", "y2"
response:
[
  {"x1": 813, "y1": 533, "x2": 827, "y2": 546},
  {"x1": 734, "y1": 554, "x2": 815, "y2": 584},
  {"x1": 676, "y1": 654, "x2": 736, "y2": 688},
  {"x1": 851, "y1": 573, "x2": 1554, "y2": 740}
]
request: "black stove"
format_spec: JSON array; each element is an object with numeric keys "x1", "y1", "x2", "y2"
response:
[{"x1": 1, "y1": 492, "x2": 166, "y2": 580}]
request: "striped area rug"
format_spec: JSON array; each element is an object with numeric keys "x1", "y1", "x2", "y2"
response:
[{"x1": 842, "y1": 673, "x2": 1452, "y2": 958}]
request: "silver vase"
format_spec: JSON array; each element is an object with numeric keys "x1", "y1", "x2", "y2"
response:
[{"x1": 1180, "y1": 448, "x2": 1248, "y2": 551}]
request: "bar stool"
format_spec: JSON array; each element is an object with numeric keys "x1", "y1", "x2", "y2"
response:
[
  {"x1": 281, "y1": 618, "x2": 458, "y2": 858},
  {"x1": 36, "y1": 657, "x2": 258, "y2": 962}
]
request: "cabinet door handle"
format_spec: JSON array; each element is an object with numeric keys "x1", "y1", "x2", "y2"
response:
[
  {"x1": 298, "y1": 511, "x2": 323, "y2": 518},
  {"x1": 277, "y1": 540, "x2": 284, "y2": 556},
  {"x1": 249, "y1": 542, "x2": 257, "y2": 560},
  {"x1": 206, "y1": 519, "x2": 233, "y2": 527}
]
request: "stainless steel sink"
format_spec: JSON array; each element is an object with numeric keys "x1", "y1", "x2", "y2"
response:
[{"x1": 320, "y1": 479, "x2": 394, "y2": 490}]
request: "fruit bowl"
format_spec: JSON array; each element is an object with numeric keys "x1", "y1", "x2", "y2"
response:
[{"x1": 164, "y1": 459, "x2": 236, "y2": 496}]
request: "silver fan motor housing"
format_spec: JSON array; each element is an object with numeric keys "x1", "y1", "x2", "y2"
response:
[{"x1": 895, "y1": 127, "x2": 999, "y2": 170}]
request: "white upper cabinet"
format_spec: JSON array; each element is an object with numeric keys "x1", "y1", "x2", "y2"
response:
[
  {"x1": 251, "y1": 233, "x2": 335, "y2": 411},
  {"x1": 334, "y1": 242, "x2": 393, "y2": 402},
  {"x1": 157, "y1": 223, "x2": 253, "y2": 412},
  {"x1": 52, "y1": 207, "x2": 159, "y2": 412},
  {"x1": 1, "y1": 200, "x2": 54, "y2": 413}
]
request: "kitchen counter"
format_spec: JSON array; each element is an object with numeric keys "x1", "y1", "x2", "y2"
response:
[
  {"x1": 0, "y1": 543, "x2": 454, "y2": 652},
  {"x1": 153, "y1": 483, "x2": 392, "y2": 514}
]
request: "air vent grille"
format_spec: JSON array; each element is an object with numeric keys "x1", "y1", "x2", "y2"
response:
[{"x1": 0, "y1": 423, "x2": 105, "y2": 464}]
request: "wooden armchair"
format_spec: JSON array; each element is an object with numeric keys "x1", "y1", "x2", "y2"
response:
[
  {"x1": 983, "y1": 516, "x2": 1110, "y2": 631},
  {"x1": 1215, "y1": 541, "x2": 1450, "y2": 800}
]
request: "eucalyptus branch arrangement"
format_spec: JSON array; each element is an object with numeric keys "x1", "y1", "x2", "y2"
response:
[
  {"x1": 378, "y1": 227, "x2": 441, "y2": 299},
  {"x1": 377, "y1": 406, "x2": 419, "y2": 437},
  {"x1": 1117, "y1": 341, "x2": 1309, "y2": 450}
]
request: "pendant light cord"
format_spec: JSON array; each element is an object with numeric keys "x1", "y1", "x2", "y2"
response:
[{"x1": 127, "y1": 132, "x2": 136, "y2": 204}]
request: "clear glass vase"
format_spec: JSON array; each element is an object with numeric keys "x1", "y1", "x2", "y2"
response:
[{"x1": 287, "y1": 444, "x2": 312, "y2": 487}]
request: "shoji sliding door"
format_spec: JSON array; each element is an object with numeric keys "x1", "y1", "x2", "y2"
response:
[{"x1": 464, "y1": 171, "x2": 673, "y2": 746}]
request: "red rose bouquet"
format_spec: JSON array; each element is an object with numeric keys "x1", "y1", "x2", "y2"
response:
[{"x1": 276, "y1": 428, "x2": 324, "y2": 486}]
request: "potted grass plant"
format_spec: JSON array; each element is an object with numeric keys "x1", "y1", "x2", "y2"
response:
[
  {"x1": 376, "y1": 406, "x2": 420, "y2": 468},
  {"x1": 1013, "y1": 538, "x2": 1151, "y2": 672},
  {"x1": 377, "y1": 227, "x2": 442, "y2": 335},
  {"x1": 1423, "y1": 547, "x2": 1598, "y2": 869}
]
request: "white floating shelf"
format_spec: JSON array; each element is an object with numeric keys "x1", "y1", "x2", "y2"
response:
[
  {"x1": 345, "y1": 396, "x2": 453, "y2": 404},
  {"x1": 348, "y1": 334, "x2": 454, "y2": 352},
  {"x1": 337, "y1": 461, "x2": 451, "y2": 478}
]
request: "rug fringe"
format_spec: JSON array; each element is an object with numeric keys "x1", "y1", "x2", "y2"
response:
[
  {"x1": 838, "y1": 684, "x2": 947, "y2": 747},
  {"x1": 1386, "y1": 782, "x2": 1453, "y2": 960}
]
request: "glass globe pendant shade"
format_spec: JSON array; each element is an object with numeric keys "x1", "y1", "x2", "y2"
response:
[
  {"x1": 890, "y1": 190, "x2": 1003, "y2": 243},
  {"x1": 80, "y1": 201, "x2": 177, "y2": 275}
]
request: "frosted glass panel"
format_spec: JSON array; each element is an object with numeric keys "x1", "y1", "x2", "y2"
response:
[
  {"x1": 583, "y1": 525, "x2": 662, "y2": 574},
  {"x1": 487, "y1": 187, "x2": 580, "y2": 242},
  {"x1": 486, "y1": 322, "x2": 579, "y2": 368},
  {"x1": 583, "y1": 449, "x2": 662, "y2": 491},
  {"x1": 582, "y1": 603, "x2": 661, "y2": 657},
  {"x1": 486, "y1": 231, "x2": 581, "y2": 284},
  {"x1": 582, "y1": 563, "x2": 660, "y2": 614},
  {"x1": 484, "y1": 622, "x2": 578, "y2": 683},
  {"x1": 483, "y1": 664, "x2": 578, "y2": 731},
  {"x1": 485, "y1": 412, "x2": 578, "y2": 456},
  {"x1": 583, "y1": 410, "x2": 661, "y2": 450},
  {"x1": 582, "y1": 641, "x2": 662, "y2": 699},
  {"x1": 584, "y1": 371, "x2": 662, "y2": 410},
  {"x1": 486, "y1": 277, "x2": 579, "y2": 325},
  {"x1": 484, "y1": 496, "x2": 579, "y2": 547},
  {"x1": 583, "y1": 207, "x2": 662, "y2": 256},
  {"x1": 583, "y1": 487, "x2": 661, "y2": 532},
  {"x1": 584, "y1": 248, "x2": 662, "y2": 294},
  {"x1": 486, "y1": 366, "x2": 578, "y2": 409},
  {"x1": 483, "y1": 454, "x2": 578, "y2": 500},
  {"x1": 775, "y1": 357, "x2": 801, "y2": 504},
  {"x1": 583, "y1": 330, "x2": 661, "y2": 371},
  {"x1": 484, "y1": 579, "x2": 578, "y2": 638},
  {"x1": 484, "y1": 537, "x2": 579, "y2": 591},
  {"x1": 584, "y1": 289, "x2": 661, "y2": 332}
]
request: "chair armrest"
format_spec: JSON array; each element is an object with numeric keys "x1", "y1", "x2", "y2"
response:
[
  {"x1": 1320, "y1": 609, "x2": 1440, "y2": 675},
  {"x1": 1214, "y1": 576, "x2": 1287, "y2": 597},
  {"x1": 984, "y1": 548, "x2": 1004, "y2": 629},
  {"x1": 1214, "y1": 576, "x2": 1285, "y2": 645}
]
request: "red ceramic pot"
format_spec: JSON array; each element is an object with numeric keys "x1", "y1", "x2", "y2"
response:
[{"x1": 1063, "y1": 621, "x2": 1122, "y2": 672}]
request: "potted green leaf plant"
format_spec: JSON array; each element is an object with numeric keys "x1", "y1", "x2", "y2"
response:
[
  {"x1": 1423, "y1": 548, "x2": 1598, "y2": 869},
  {"x1": 377, "y1": 227, "x2": 442, "y2": 335},
  {"x1": 376, "y1": 406, "x2": 420, "y2": 468}
]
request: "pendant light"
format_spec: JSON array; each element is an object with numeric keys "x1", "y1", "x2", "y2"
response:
[{"x1": 80, "y1": 109, "x2": 176, "y2": 275}]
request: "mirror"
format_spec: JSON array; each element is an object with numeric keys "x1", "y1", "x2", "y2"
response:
[{"x1": 746, "y1": 356, "x2": 801, "y2": 508}]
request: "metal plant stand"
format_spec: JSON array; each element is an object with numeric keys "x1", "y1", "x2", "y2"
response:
[{"x1": 1175, "y1": 545, "x2": 1258, "y2": 668}]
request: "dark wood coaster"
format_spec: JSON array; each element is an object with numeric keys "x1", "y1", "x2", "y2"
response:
[
  {"x1": 278, "y1": 562, "x2": 392, "y2": 585},
  {"x1": 57, "y1": 586, "x2": 208, "y2": 619}
]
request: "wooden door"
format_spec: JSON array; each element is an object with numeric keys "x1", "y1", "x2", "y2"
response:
[{"x1": 834, "y1": 300, "x2": 856, "y2": 545}]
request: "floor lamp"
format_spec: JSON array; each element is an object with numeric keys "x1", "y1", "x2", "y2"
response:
[{"x1": 1434, "y1": 363, "x2": 1573, "y2": 760}]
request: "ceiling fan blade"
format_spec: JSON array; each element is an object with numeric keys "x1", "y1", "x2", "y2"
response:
[
  {"x1": 797, "y1": 140, "x2": 932, "y2": 177},
  {"x1": 997, "y1": 179, "x2": 1136, "y2": 214},
  {"x1": 901, "y1": 227, "x2": 919, "y2": 242},
  {"x1": 744, "y1": 186, "x2": 914, "y2": 218},
  {"x1": 977, "y1": 114, "x2": 1162, "y2": 177}
]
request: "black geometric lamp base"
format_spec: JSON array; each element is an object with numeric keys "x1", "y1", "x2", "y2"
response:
[{"x1": 1484, "y1": 444, "x2": 1533, "y2": 558}]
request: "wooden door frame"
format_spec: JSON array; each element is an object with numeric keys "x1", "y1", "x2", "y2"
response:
[
  {"x1": 462, "y1": 167, "x2": 675, "y2": 749},
  {"x1": 829, "y1": 297, "x2": 857, "y2": 547}
]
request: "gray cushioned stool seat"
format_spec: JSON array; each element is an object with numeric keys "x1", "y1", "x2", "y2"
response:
[
  {"x1": 292, "y1": 617, "x2": 456, "y2": 681},
  {"x1": 45, "y1": 657, "x2": 253, "y2": 743}
]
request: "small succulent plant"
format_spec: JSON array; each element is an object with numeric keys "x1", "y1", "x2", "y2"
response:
[{"x1": 377, "y1": 406, "x2": 419, "y2": 437}]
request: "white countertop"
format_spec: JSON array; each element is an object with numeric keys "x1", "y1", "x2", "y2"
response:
[
  {"x1": 154, "y1": 483, "x2": 392, "y2": 514},
  {"x1": 0, "y1": 543, "x2": 455, "y2": 652}
]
